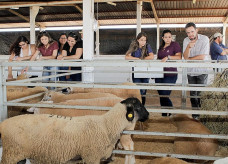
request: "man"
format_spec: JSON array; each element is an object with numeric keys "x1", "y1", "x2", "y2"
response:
[
  {"x1": 183, "y1": 22, "x2": 210, "y2": 119},
  {"x1": 210, "y1": 32, "x2": 228, "y2": 61}
]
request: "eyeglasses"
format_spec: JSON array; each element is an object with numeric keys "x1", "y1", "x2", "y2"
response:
[{"x1": 19, "y1": 43, "x2": 26, "y2": 47}]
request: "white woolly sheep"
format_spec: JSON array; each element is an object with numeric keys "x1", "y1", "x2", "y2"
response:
[
  {"x1": 150, "y1": 157, "x2": 189, "y2": 164},
  {"x1": 0, "y1": 97, "x2": 149, "y2": 164},
  {"x1": 29, "y1": 97, "x2": 123, "y2": 116},
  {"x1": 42, "y1": 91, "x2": 119, "y2": 103},
  {"x1": 67, "y1": 82, "x2": 142, "y2": 102},
  {"x1": 170, "y1": 114, "x2": 218, "y2": 159},
  {"x1": 28, "y1": 96, "x2": 138, "y2": 164}
]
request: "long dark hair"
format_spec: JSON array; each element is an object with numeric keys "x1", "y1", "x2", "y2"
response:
[
  {"x1": 58, "y1": 32, "x2": 67, "y2": 54},
  {"x1": 68, "y1": 32, "x2": 79, "y2": 41},
  {"x1": 36, "y1": 31, "x2": 54, "y2": 48},
  {"x1": 9, "y1": 36, "x2": 29, "y2": 56},
  {"x1": 126, "y1": 32, "x2": 149, "y2": 59},
  {"x1": 159, "y1": 29, "x2": 172, "y2": 51}
]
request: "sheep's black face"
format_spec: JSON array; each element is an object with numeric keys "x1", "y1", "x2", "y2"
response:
[{"x1": 121, "y1": 97, "x2": 149, "y2": 122}]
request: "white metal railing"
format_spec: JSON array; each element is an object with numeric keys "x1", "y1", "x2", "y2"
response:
[{"x1": 0, "y1": 59, "x2": 227, "y2": 161}]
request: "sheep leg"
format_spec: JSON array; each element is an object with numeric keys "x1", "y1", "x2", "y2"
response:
[{"x1": 120, "y1": 135, "x2": 135, "y2": 164}]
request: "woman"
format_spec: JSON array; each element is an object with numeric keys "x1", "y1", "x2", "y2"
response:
[
  {"x1": 8, "y1": 36, "x2": 36, "y2": 79},
  {"x1": 57, "y1": 32, "x2": 83, "y2": 81},
  {"x1": 125, "y1": 32, "x2": 154, "y2": 105},
  {"x1": 156, "y1": 29, "x2": 182, "y2": 116},
  {"x1": 24, "y1": 31, "x2": 58, "y2": 89},
  {"x1": 57, "y1": 33, "x2": 67, "y2": 81},
  {"x1": 58, "y1": 32, "x2": 67, "y2": 55}
]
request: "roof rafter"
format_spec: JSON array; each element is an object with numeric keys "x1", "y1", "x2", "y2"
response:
[
  {"x1": 7, "y1": 9, "x2": 45, "y2": 28},
  {"x1": 148, "y1": 0, "x2": 160, "y2": 23}
]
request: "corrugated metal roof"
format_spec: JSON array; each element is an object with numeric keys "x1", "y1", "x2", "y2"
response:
[{"x1": 0, "y1": 0, "x2": 227, "y2": 28}]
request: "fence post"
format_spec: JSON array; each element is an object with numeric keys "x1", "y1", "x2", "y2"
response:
[
  {"x1": 0, "y1": 64, "x2": 8, "y2": 121},
  {"x1": 181, "y1": 66, "x2": 187, "y2": 109}
]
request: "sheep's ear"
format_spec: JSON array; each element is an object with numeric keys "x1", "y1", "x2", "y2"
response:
[{"x1": 126, "y1": 105, "x2": 134, "y2": 121}]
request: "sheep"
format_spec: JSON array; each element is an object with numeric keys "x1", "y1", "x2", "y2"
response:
[
  {"x1": 214, "y1": 157, "x2": 228, "y2": 164},
  {"x1": 170, "y1": 114, "x2": 218, "y2": 159},
  {"x1": 67, "y1": 82, "x2": 142, "y2": 102},
  {"x1": 28, "y1": 96, "x2": 138, "y2": 164},
  {"x1": 42, "y1": 91, "x2": 119, "y2": 103},
  {"x1": 150, "y1": 157, "x2": 190, "y2": 164},
  {"x1": 0, "y1": 97, "x2": 149, "y2": 164}
]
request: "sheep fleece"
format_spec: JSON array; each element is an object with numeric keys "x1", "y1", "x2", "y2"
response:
[{"x1": 0, "y1": 103, "x2": 133, "y2": 164}]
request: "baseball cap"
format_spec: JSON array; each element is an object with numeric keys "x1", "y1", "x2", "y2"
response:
[{"x1": 213, "y1": 32, "x2": 223, "y2": 38}]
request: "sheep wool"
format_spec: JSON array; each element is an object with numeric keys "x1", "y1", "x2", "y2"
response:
[{"x1": 0, "y1": 98, "x2": 149, "y2": 164}]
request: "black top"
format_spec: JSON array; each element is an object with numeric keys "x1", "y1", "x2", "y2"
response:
[{"x1": 63, "y1": 41, "x2": 83, "y2": 59}]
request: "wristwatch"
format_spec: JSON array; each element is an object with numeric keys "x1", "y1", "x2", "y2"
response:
[{"x1": 167, "y1": 55, "x2": 171, "y2": 60}]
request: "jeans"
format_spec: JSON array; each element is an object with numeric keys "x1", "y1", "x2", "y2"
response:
[
  {"x1": 155, "y1": 75, "x2": 178, "y2": 107},
  {"x1": 42, "y1": 66, "x2": 58, "y2": 90},
  {"x1": 58, "y1": 67, "x2": 71, "y2": 81},
  {"x1": 71, "y1": 67, "x2": 82, "y2": 81},
  {"x1": 187, "y1": 74, "x2": 208, "y2": 109},
  {"x1": 132, "y1": 75, "x2": 149, "y2": 95}
]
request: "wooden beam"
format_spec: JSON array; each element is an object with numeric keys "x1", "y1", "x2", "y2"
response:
[
  {"x1": 7, "y1": 9, "x2": 44, "y2": 28},
  {"x1": 0, "y1": 0, "x2": 136, "y2": 8},
  {"x1": 149, "y1": 0, "x2": 160, "y2": 23},
  {"x1": 75, "y1": 4, "x2": 83, "y2": 13},
  {"x1": 156, "y1": 7, "x2": 228, "y2": 11}
]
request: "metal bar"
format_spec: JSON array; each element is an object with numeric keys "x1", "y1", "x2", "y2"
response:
[
  {"x1": 122, "y1": 130, "x2": 228, "y2": 140},
  {"x1": 8, "y1": 92, "x2": 46, "y2": 103},
  {"x1": 5, "y1": 102, "x2": 228, "y2": 116},
  {"x1": 112, "y1": 150, "x2": 222, "y2": 161},
  {"x1": 4, "y1": 82, "x2": 228, "y2": 92},
  {"x1": 3, "y1": 60, "x2": 228, "y2": 68}
]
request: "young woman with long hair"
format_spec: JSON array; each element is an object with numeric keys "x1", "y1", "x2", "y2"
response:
[
  {"x1": 8, "y1": 36, "x2": 36, "y2": 79},
  {"x1": 125, "y1": 32, "x2": 154, "y2": 105},
  {"x1": 156, "y1": 29, "x2": 182, "y2": 116}
]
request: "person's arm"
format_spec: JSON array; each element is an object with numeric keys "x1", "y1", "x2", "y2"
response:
[
  {"x1": 57, "y1": 50, "x2": 67, "y2": 60},
  {"x1": 221, "y1": 47, "x2": 228, "y2": 55},
  {"x1": 144, "y1": 52, "x2": 154, "y2": 60},
  {"x1": 40, "y1": 49, "x2": 58, "y2": 60},
  {"x1": 23, "y1": 50, "x2": 40, "y2": 72},
  {"x1": 63, "y1": 48, "x2": 83, "y2": 60},
  {"x1": 183, "y1": 40, "x2": 196, "y2": 60},
  {"x1": 8, "y1": 53, "x2": 15, "y2": 79},
  {"x1": 161, "y1": 52, "x2": 182, "y2": 62},
  {"x1": 125, "y1": 53, "x2": 140, "y2": 60}
]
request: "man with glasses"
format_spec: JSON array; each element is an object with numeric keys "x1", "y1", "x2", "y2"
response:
[{"x1": 183, "y1": 22, "x2": 210, "y2": 120}]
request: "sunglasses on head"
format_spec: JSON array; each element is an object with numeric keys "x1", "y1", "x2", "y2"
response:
[{"x1": 39, "y1": 31, "x2": 47, "y2": 34}]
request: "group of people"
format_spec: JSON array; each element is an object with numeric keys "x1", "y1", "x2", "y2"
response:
[
  {"x1": 126, "y1": 22, "x2": 228, "y2": 119},
  {"x1": 8, "y1": 22, "x2": 227, "y2": 119},
  {"x1": 8, "y1": 30, "x2": 83, "y2": 86}
]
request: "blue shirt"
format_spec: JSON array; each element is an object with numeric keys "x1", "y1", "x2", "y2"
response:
[
  {"x1": 131, "y1": 43, "x2": 153, "y2": 58},
  {"x1": 210, "y1": 41, "x2": 227, "y2": 60}
]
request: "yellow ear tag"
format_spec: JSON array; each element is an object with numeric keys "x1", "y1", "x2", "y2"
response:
[{"x1": 128, "y1": 114, "x2": 133, "y2": 118}]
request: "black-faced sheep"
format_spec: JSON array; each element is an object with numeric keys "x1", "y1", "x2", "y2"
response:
[
  {"x1": 170, "y1": 114, "x2": 218, "y2": 158},
  {"x1": 0, "y1": 97, "x2": 149, "y2": 164}
]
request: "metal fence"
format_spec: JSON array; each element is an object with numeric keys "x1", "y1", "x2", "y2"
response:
[{"x1": 0, "y1": 59, "x2": 227, "y2": 161}]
